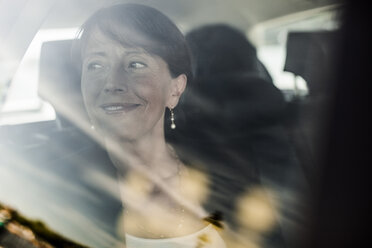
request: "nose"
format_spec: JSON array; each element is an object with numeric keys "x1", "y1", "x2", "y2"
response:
[
  {"x1": 103, "y1": 87, "x2": 126, "y2": 94},
  {"x1": 103, "y1": 67, "x2": 128, "y2": 94}
]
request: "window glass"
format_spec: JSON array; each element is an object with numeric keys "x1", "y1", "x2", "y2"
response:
[
  {"x1": 0, "y1": 28, "x2": 79, "y2": 125},
  {"x1": 0, "y1": 2, "x2": 343, "y2": 248},
  {"x1": 252, "y1": 7, "x2": 340, "y2": 99}
]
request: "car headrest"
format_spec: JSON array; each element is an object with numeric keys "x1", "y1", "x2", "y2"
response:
[
  {"x1": 174, "y1": 73, "x2": 286, "y2": 141},
  {"x1": 38, "y1": 39, "x2": 89, "y2": 130},
  {"x1": 284, "y1": 30, "x2": 339, "y2": 96}
]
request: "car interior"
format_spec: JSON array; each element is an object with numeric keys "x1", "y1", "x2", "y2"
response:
[{"x1": 2, "y1": 0, "x2": 368, "y2": 248}]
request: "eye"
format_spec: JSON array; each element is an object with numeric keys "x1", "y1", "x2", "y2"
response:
[
  {"x1": 87, "y1": 62, "x2": 104, "y2": 71},
  {"x1": 128, "y1": 61, "x2": 146, "y2": 69}
]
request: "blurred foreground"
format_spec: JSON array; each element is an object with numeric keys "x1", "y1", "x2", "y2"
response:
[{"x1": 0, "y1": 202, "x2": 88, "y2": 248}]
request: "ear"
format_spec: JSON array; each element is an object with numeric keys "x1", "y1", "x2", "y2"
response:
[{"x1": 167, "y1": 74, "x2": 187, "y2": 108}]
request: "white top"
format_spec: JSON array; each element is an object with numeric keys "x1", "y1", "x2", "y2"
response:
[{"x1": 125, "y1": 224, "x2": 227, "y2": 248}]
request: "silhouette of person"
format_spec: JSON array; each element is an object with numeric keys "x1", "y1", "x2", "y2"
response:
[{"x1": 172, "y1": 24, "x2": 308, "y2": 248}]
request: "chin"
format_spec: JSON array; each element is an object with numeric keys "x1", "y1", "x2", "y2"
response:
[{"x1": 98, "y1": 124, "x2": 141, "y2": 143}]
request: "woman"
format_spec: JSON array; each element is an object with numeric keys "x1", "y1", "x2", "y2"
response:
[{"x1": 78, "y1": 3, "x2": 227, "y2": 247}]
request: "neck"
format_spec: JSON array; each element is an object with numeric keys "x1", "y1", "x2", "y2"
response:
[{"x1": 105, "y1": 121, "x2": 180, "y2": 179}]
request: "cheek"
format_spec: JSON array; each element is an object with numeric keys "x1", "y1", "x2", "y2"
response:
[
  {"x1": 81, "y1": 76, "x2": 102, "y2": 107},
  {"x1": 132, "y1": 74, "x2": 171, "y2": 107}
]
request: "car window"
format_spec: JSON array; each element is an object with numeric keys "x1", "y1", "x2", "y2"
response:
[
  {"x1": 0, "y1": 1, "x2": 342, "y2": 248},
  {"x1": 0, "y1": 28, "x2": 80, "y2": 125},
  {"x1": 255, "y1": 5, "x2": 340, "y2": 100}
]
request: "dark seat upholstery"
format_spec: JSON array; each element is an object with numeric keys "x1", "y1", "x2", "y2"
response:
[
  {"x1": 284, "y1": 31, "x2": 339, "y2": 97},
  {"x1": 283, "y1": 30, "x2": 340, "y2": 186}
]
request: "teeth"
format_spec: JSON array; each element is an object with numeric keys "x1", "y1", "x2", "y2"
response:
[{"x1": 104, "y1": 106, "x2": 124, "y2": 111}]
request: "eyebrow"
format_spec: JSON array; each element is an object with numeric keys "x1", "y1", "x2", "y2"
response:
[
  {"x1": 124, "y1": 50, "x2": 147, "y2": 56},
  {"x1": 84, "y1": 51, "x2": 106, "y2": 60},
  {"x1": 84, "y1": 50, "x2": 146, "y2": 59}
]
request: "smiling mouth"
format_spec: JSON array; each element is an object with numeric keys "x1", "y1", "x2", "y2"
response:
[{"x1": 100, "y1": 103, "x2": 141, "y2": 115}]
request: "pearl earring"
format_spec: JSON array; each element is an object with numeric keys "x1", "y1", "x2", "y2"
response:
[{"x1": 170, "y1": 108, "x2": 176, "y2": 129}]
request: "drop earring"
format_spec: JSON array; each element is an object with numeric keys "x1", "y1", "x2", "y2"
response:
[{"x1": 170, "y1": 108, "x2": 176, "y2": 129}]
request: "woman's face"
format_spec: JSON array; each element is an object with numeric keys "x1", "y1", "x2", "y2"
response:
[{"x1": 81, "y1": 27, "x2": 185, "y2": 141}]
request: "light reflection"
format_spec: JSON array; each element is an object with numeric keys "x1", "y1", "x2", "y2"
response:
[
  {"x1": 0, "y1": 28, "x2": 79, "y2": 125},
  {"x1": 116, "y1": 167, "x2": 211, "y2": 239},
  {"x1": 0, "y1": 2, "x2": 333, "y2": 247},
  {"x1": 235, "y1": 186, "x2": 277, "y2": 233}
]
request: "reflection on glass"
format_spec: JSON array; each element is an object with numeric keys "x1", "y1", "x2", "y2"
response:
[{"x1": 0, "y1": 1, "x2": 341, "y2": 248}]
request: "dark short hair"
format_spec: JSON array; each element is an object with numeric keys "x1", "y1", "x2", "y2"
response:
[{"x1": 78, "y1": 3, "x2": 192, "y2": 81}]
